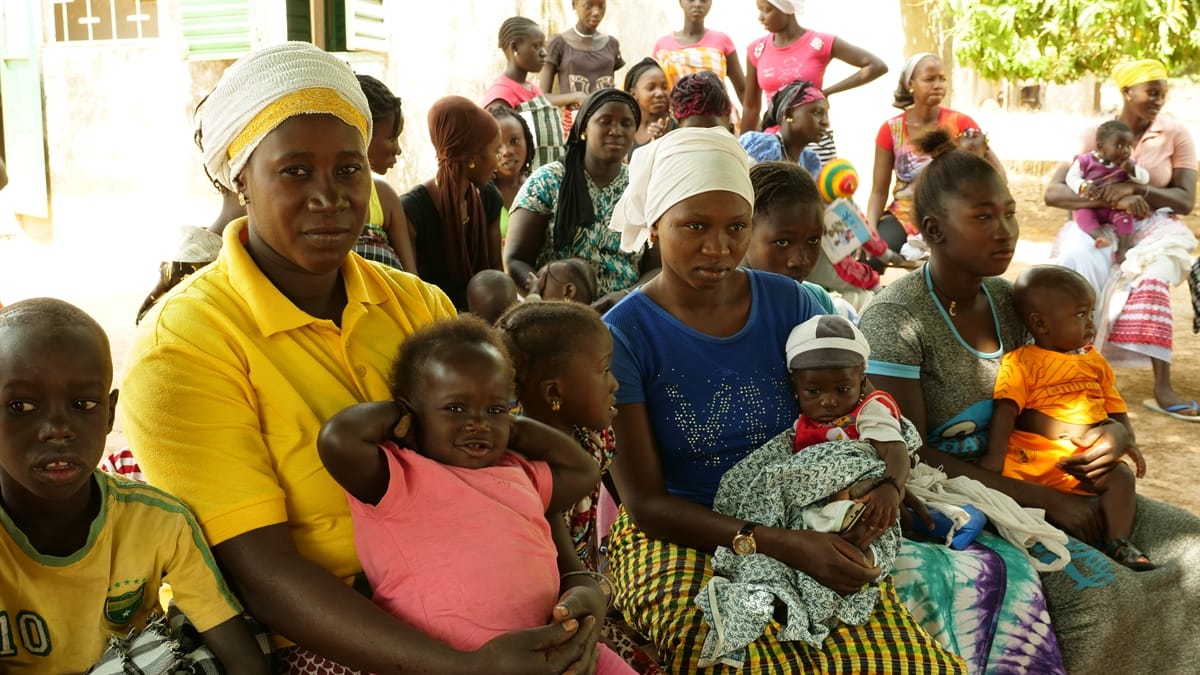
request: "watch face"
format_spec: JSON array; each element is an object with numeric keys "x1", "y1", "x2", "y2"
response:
[{"x1": 732, "y1": 534, "x2": 756, "y2": 556}]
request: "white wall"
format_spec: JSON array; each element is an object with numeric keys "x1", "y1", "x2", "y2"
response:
[{"x1": 37, "y1": 0, "x2": 917, "y2": 258}]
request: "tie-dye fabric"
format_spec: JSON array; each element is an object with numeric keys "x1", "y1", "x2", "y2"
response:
[{"x1": 891, "y1": 532, "x2": 1063, "y2": 674}]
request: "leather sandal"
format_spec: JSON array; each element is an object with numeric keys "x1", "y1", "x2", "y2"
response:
[{"x1": 1104, "y1": 538, "x2": 1156, "y2": 571}]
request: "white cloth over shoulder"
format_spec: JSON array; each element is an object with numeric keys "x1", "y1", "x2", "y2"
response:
[
  {"x1": 609, "y1": 127, "x2": 754, "y2": 252},
  {"x1": 906, "y1": 462, "x2": 1071, "y2": 572}
]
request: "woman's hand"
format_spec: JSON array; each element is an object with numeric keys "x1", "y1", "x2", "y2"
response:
[
  {"x1": 549, "y1": 584, "x2": 606, "y2": 675},
  {"x1": 1095, "y1": 182, "x2": 1139, "y2": 205},
  {"x1": 1060, "y1": 422, "x2": 1144, "y2": 482},
  {"x1": 839, "y1": 515, "x2": 884, "y2": 552},
  {"x1": 759, "y1": 527, "x2": 879, "y2": 594},
  {"x1": 470, "y1": 620, "x2": 593, "y2": 675},
  {"x1": 1042, "y1": 489, "x2": 1104, "y2": 545},
  {"x1": 1114, "y1": 194, "x2": 1152, "y2": 219},
  {"x1": 647, "y1": 117, "x2": 671, "y2": 141}
]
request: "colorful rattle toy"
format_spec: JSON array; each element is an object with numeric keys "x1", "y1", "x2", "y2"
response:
[{"x1": 817, "y1": 158, "x2": 858, "y2": 203}]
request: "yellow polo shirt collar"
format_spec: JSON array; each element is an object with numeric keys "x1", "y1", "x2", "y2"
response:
[{"x1": 221, "y1": 218, "x2": 389, "y2": 337}]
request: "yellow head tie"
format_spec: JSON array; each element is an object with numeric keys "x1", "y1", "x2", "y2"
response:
[
  {"x1": 227, "y1": 87, "x2": 370, "y2": 161},
  {"x1": 1112, "y1": 60, "x2": 1169, "y2": 90}
]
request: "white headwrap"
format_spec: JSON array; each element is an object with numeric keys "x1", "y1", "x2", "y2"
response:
[
  {"x1": 902, "y1": 52, "x2": 937, "y2": 88},
  {"x1": 609, "y1": 127, "x2": 754, "y2": 252},
  {"x1": 197, "y1": 42, "x2": 372, "y2": 191},
  {"x1": 766, "y1": 0, "x2": 805, "y2": 14}
]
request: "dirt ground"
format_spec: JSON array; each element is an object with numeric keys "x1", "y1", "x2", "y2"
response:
[{"x1": 988, "y1": 173, "x2": 1200, "y2": 516}]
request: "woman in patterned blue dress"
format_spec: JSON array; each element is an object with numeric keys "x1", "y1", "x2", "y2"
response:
[{"x1": 504, "y1": 88, "x2": 660, "y2": 312}]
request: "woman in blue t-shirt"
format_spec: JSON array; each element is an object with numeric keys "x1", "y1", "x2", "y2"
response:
[{"x1": 602, "y1": 127, "x2": 963, "y2": 672}]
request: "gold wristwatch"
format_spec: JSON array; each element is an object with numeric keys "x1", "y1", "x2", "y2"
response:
[{"x1": 731, "y1": 522, "x2": 761, "y2": 556}]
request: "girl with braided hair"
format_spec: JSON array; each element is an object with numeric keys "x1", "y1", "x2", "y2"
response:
[
  {"x1": 489, "y1": 106, "x2": 535, "y2": 241},
  {"x1": 484, "y1": 17, "x2": 581, "y2": 171},
  {"x1": 352, "y1": 74, "x2": 417, "y2": 272},
  {"x1": 670, "y1": 70, "x2": 733, "y2": 131},
  {"x1": 623, "y1": 57, "x2": 675, "y2": 157}
]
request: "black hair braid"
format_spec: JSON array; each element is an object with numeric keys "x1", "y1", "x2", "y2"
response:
[
  {"x1": 495, "y1": 301, "x2": 605, "y2": 386},
  {"x1": 355, "y1": 74, "x2": 403, "y2": 137},
  {"x1": 669, "y1": 71, "x2": 732, "y2": 120},
  {"x1": 911, "y1": 128, "x2": 1000, "y2": 229},
  {"x1": 498, "y1": 16, "x2": 540, "y2": 50},
  {"x1": 749, "y1": 161, "x2": 821, "y2": 217}
]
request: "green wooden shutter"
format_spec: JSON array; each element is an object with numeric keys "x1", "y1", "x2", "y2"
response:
[
  {"x1": 0, "y1": 0, "x2": 50, "y2": 218},
  {"x1": 181, "y1": 0, "x2": 254, "y2": 60},
  {"x1": 345, "y1": 0, "x2": 387, "y2": 53}
]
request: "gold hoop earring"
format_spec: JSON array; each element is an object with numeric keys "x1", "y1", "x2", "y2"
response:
[
  {"x1": 468, "y1": 160, "x2": 476, "y2": 169},
  {"x1": 580, "y1": 132, "x2": 588, "y2": 141}
]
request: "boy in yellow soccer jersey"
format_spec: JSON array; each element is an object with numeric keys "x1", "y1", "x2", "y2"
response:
[{"x1": 0, "y1": 298, "x2": 266, "y2": 673}]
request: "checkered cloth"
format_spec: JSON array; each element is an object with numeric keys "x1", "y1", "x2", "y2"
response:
[
  {"x1": 88, "y1": 603, "x2": 270, "y2": 675},
  {"x1": 517, "y1": 95, "x2": 565, "y2": 172}
]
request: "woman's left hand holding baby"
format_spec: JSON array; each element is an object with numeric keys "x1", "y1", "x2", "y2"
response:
[
  {"x1": 1060, "y1": 421, "x2": 1145, "y2": 482},
  {"x1": 550, "y1": 583, "x2": 606, "y2": 675}
]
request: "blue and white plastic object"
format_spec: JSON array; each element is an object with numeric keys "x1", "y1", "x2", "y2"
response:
[{"x1": 907, "y1": 503, "x2": 988, "y2": 550}]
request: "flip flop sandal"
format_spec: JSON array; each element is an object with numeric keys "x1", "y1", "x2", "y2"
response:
[
  {"x1": 1104, "y1": 538, "x2": 1157, "y2": 571},
  {"x1": 1141, "y1": 399, "x2": 1200, "y2": 422}
]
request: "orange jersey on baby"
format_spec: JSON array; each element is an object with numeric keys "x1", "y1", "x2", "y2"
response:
[{"x1": 993, "y1": 344, "x2": 1127, "y2": 494}]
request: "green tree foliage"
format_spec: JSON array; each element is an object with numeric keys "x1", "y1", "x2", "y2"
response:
[{"x1": 949, "y1": 0, "x2": 1200, "y2": 83}]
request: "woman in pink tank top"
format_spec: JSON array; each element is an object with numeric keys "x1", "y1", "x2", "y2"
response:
[{"x1": 742, "y1": 0, "x2": 887, "y2": 160}]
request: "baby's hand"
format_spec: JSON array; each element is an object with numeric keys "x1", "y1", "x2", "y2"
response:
[
  {"x1": 855, "y1": 479, "x2": 901, "y2": 531},
  {"x1": 1093, "y1": 235, "x2": 1113, "y2": 249}
]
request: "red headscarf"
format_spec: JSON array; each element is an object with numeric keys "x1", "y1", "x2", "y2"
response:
[{"x1": 427, "y1": 96, "x2": 501, "y2": 281}]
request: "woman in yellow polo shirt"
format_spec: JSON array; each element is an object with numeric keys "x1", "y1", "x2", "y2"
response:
[{"x1": 119, "y1": 42, "x2": 601, "y2": 674}]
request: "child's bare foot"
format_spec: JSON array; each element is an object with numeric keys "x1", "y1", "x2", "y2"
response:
[{"x1": 1094, "y1": 236, "x2": 1113, "y2": 248}]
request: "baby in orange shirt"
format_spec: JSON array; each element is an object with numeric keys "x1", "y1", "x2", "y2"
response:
[{"x1": 983, "y1": 265, "x2": 1151, "y2": 570}]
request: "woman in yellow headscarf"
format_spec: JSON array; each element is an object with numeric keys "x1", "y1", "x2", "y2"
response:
[
  {"x1": 1046, "y1": 58, "x2": 1198, "y2": 421},
  {"x1": 120, "y1": 42, "x2": 601, "y2": 674}
]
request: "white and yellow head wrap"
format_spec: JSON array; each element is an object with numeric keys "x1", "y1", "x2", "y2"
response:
[
  {"x1": 1112, "y1": 59, "x2": 1169, "y2": 90},
  {"x1": 197, "y1": 41, "x2": 372, "y2": 191},
  {"x1": 609, "y1": 127, "x2": 754, "y2": 252}
]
